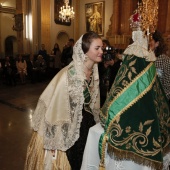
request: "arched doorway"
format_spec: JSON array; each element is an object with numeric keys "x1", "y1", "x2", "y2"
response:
[
  {"x1": 56, "y1": 31, "x2": 69, "y2": 51},
  {"x1": 5, "y1": 36, "x2": 17, "y2": 57}
]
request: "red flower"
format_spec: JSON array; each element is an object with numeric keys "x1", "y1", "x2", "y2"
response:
[{"x1": 133, "y1": 13, "x2": 139, "y2": 22}]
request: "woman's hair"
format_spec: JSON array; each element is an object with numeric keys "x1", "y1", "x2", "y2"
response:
[
  {"x1": 53, "y1": 43, "x2": 60, "y2": 51},
  {"x1": 82, "y1": 31, "x2": 101, "y2": 54},
  {"x1": 151, "y1": 30, "x2": 167, "y2": 57},
  {"x1": 17, "y1": 54, "x2": 24, "y2": 63}
]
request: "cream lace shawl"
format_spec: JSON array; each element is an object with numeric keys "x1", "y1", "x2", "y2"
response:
[
  {"x1": 123, "y1": 30, "x2": 154, "y2": 59},
  {"x1": 32, "y1": 36, "x2": 100, "y2": 151}
]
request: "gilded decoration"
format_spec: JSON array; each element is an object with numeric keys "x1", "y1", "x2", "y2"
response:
[{"x1": 85, "y1": 1, "x2": 104, "y2": 36}]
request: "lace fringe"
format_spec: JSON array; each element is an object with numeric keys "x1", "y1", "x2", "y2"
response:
[
  {"x1": 24, "y1": 132, "x2": 45, "y2": 170},
  {"x1": 24, "y1": 132, "x2": 71, "y2": 170},
  {"x1": 108, "y1": 143, "x2": 163, "y2": 170},
  {"x1": 55, "y1": 150, "x2": 71, "y2": 170}
]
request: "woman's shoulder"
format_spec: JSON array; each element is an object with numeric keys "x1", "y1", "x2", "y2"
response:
[
  {"x1": 67, "y1": 64, "x2": 76, "y2": 76},
  {"x1": 158, "y1": 54, "x2": 170, "y2": 61}
]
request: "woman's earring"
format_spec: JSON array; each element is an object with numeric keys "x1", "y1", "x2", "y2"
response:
[{"x1": 84, "y1": 55, "x2": 88, "y2": 62}]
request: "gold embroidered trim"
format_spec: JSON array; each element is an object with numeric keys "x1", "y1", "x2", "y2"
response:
[
  {"x1": 106, "y1": 64, "x2": 156, "y2": 133},
  {"x1": 99, "y1": 62, "x2": 157, "y2": 169},
  {"x1": 100, "y1": 62, "x2": 155, "y2": 120},
  {"x1": 103, "y1": 62, "x2": 154, "y2": 121},
  {"x1": 99, "y1": 134, "x2": 108, "y2": 169},
  {"x1": 107, "y1": 143, "x2": 163, "y2": 170}
]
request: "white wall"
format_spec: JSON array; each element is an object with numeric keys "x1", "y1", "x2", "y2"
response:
[
  {"x1": 0, "y1": 0, "x2": 113, "y2": 55},
  {"x1": 0, "y1": 13, "x2": 17, "y2": 57},
  {"x1": 79, "y1": 0, "x2": 113, "y2": 39},
  {"x1": 0, "y1": 0, "x2": 16, "y2": 57},
  {"x1": 50, "y1": 0, "x2": 74, "y2": 51},
  {"x1": 0, "y1": 0, "x2": 16, "y2": 8}
]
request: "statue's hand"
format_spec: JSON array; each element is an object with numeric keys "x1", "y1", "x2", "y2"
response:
[{"x1": 145, "y1": 50, "x2": 157, "y2": 62}]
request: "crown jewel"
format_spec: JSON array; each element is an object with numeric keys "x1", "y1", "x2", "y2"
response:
[
  {"x1": 130, "y1": 0, "x2": 158, "y2": 33},
  {"x1": 130, "y1": 8, "x2": 142, "y2": 30}
]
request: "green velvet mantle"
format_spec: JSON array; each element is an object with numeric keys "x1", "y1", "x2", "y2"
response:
[{"x1": 99, "y1": 55, "x2": 170, "y2": 170}]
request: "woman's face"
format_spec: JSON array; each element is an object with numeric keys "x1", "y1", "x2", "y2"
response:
[
  {"x1": 86, "y1": 38, "x2": 103, "y2": 63},
  {"x1": 149, "y1": 38, "x2": 159, "y2": 51}
]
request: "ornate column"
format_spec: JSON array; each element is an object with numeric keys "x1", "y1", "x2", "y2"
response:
[
  {"x1": 157, "y1": 0, "x2": 169, "y2": 34},
  {"x1": 106, "y1": 0, "x2": 120, "y2": 36},
  {"x1": 41, "y1": 0, "x2": 51, "y2": 53},
  {"x1": 120, "y1": 0, "x2": 138, "y2": 35},
  {"x1": 16, "y1": 0, "x2": 23, "y2": 54},
  {"x1": 73, "y1": 0, "x2": 80, "y2": 41},
  {"x1": 31, "y1": 0, "x2": 41, "y2": 54},
  {"x1": 165, "y1": 0, "x2": 170, "y2": 34},
  {"x1": 106, "y1": 0, "x2": 138, "y2": 48},
  {"x1": 0, "y1": 10, "x2": 1, "y2": 55}
]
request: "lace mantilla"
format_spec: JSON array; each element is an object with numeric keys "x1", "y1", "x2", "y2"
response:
[
  {"x1": 124, "y1": 30, "x2": 150, "y2": 58},
  {"x1": 124, "y1": 30, "x2": 156, "y2": 61},
  {"x1": 32, "y1": 35, "x2": 100, "y2": 151}
]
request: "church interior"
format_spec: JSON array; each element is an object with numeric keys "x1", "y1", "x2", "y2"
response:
[{"x1": 0, "y1": 0, "x2": 170, "y2": 169}]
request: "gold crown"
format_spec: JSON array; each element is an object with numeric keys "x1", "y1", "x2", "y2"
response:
[
  {"x1": 130, "y1": 0, "x2": 158, "y2": 34},
  {"x1": 129, "y1": 7, "x2": 142, "y2": 30}
]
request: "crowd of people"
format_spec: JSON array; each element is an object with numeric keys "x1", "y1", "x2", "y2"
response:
[
  {"x1": 0, "y1": 54, "x2": 48, "y2": 85},
  {"x1": 0, "y1": 40, "x2": 75, "y2": 86}
]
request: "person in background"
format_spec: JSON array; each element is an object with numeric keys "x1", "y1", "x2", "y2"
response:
[
  {"x1": 61, "y1": 38, "x2": 75, "y2": 67},
  {"x1": 98, "y1": 39, "x2": 111, "y2": 106},
  {"x1": 27, "y1": 54, "x2": 36, "y2": 83},
  {"x1": 16, "y1": 54, "x2": 27, "y2": 84},
  {"x1": 38, "y1": 44, "x2": 49, "y2": 67},
  {"x1": 24, "y1": 31, "x2": 102, "y2": 170},
  {"x1": 166, "y1": 35, "x2": 170, "y2": 55},
  {"x1": 0, "y1": 61, "x2": 2, "y2": 75},
  {"x1": 35, "y1": 55, "x2": 47, "y2": 82},
  {"x1": 3, "y1": 56, "x2": 16, "y2": 86},
  {"x1": 149, "y1": 30, "x2": 170, "y2": 103},
  {"x1": 102, "y1": 39, "x2": 111, "y2": 49},
  {"x1": 99, "y1": 39, "x2": 121, "y2": 107},
  {"x1": 51, "y1": 43, "x2": 62, "y2": 74},
  {"x1": 107, "y1": 53, "x2": 121, "y2": 90}
]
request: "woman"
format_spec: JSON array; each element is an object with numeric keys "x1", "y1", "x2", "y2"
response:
[
  {"x1": 149, "y1": 30, "x2": 170, "y2": 103},
  {"x1": 51, "y1": 43, "x2": 62, "y2": 73},
  {"x1": 35, "y1": 55, "x2": 47, "y2": 82},
  {"x1": 16, "y1": 54, "x2": 27, "y2": 84},
  {"x1": 25, "y1": 31, "x2": 103, "y2": 170}
]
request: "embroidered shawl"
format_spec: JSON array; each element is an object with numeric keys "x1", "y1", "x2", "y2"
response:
[{"x1": 32, "y1": 35, "x2": 100, "y2": 151}]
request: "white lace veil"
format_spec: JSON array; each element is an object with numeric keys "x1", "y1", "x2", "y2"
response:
[
  {"x1": 124, "y1": 30, "x2": 149, "y2": 58},
  {"x1": 32, "y1": 34, "x2": 100, "y2": 151},
  {"x1": 131, "y1": 30, "x2": 148, "y2": 49},
  {"x1": 72, "y1": 35, "x2": 99, "y2": 81}
]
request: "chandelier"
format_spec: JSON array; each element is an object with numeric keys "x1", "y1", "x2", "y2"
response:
[{"x1": 59, "y1": 0, "x2": 75, "y2": 22}]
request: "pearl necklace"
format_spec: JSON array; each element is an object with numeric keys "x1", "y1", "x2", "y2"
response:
[{"x1": 84, "y1": 63, "x2": 93, "y2": 73}]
